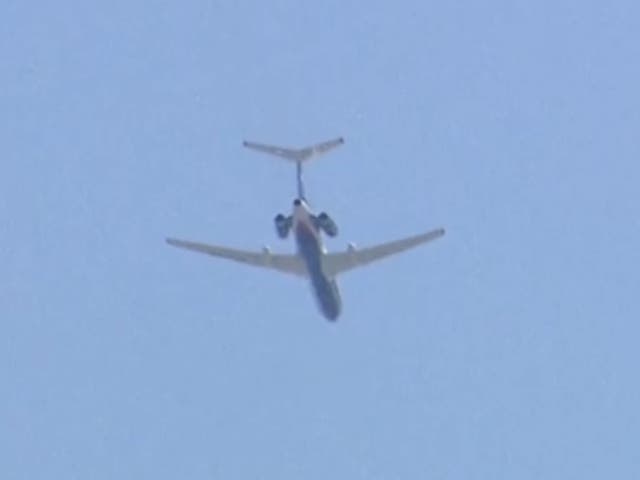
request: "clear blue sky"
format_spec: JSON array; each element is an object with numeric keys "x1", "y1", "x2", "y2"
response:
[{"x1": 2, "y1": 1, "x2": 639, "y2": 478}]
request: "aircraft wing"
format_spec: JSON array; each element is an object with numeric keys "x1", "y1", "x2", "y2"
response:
[
  {"x1": 323, "y1": 228, "x2": 445, "y2": 277},
  {"x1": 166, "y1": 238, "x2": 307, "y2": 277},
  {"x1": 242, "y1": 137, "x2": 344, "y2": 163}
]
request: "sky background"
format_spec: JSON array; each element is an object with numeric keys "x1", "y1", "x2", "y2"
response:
[{"x1": 1, "y1": 0, "x2": 639, "y2": 478}]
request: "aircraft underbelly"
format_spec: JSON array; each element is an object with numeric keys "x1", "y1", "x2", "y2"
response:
[
  {"x1": 296, "y1": 223, "x2": 342, "y2": 321},
  {"x1": 310, "y1": 273, "x2": 341, "y2": 321}
]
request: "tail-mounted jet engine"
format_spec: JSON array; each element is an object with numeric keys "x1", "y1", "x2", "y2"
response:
[
  {"x1": 314, "y1": 212, "x2": 338, "y2": 237},
  {"x1": 274, "y1": 214, "x2": 292, "y2": 239}
]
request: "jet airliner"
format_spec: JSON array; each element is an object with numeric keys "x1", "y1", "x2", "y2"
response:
[{"x1": 166, "y1": 138, "x2": 445, "y2": 321}]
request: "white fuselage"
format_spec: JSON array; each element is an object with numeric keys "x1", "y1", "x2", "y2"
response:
[{"x1": 292, "y1": 200, "x2": 342, "y2": 321}]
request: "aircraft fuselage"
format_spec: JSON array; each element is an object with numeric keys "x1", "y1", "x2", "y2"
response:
[{"x1": 292, "y1": 200, "x2": 342, "y2": 321}]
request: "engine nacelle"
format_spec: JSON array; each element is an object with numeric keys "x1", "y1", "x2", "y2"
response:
[
  {"x1": 316, "y1": 212, "x2": 338, "y2": 237},
  {"x1": 274, "y1": 214, "x2": 291, "y2": 239}
]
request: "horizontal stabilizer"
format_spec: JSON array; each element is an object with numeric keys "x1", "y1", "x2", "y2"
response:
[{"x1": 242, "y1": 137, "x2": 344, "y2": 163}]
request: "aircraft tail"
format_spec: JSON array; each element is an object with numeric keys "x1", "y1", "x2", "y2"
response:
[{"x1": 242, "y1": 137, "x2": 344, "y2": 164}]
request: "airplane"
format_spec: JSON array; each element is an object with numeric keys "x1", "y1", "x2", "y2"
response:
[{"x1": 166, "y1": 137, "x2": 445, "y2": 321}]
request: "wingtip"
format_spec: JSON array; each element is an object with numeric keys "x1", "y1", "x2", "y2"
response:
[{"x1": 425, "y1": 228, "x2": 446, "y2": 240}]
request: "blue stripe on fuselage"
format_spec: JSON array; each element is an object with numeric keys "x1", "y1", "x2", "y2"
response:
[{"x1": 295, "y1": 222, "x2": 342, "y2": 321}]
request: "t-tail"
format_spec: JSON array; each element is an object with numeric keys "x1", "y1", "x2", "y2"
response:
[{"x1": 242, "y1": 137, "x2": 344, "y2": 199}]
